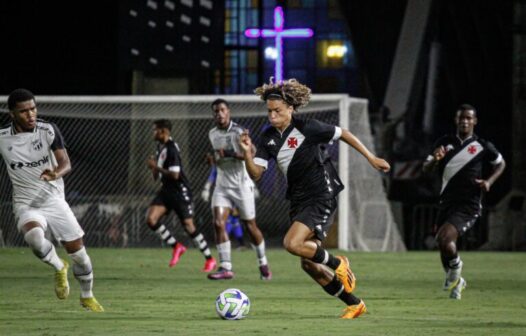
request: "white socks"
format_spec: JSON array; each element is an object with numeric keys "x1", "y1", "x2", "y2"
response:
[
  {"x1": 69, "y1": 247, "x2": 94, "y2": 299},
  {"x1": 217, "y1": 240, "x2": 232, "y2": 270},
  {"x1": 24, "y1": 227, "x2": 96, "y2": 299},
  {"x1": 24, "y1": 227, "x2": 64, "y2": 271},
  {"x1": 251, "y1": 240, "x2": 268, "y2": 266},
  {"x1": 217, "y1": 240, "x2": 268, "y2": 270}
]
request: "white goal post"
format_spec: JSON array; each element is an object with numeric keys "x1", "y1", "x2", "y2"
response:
[{"x1": 0, "y1": 94, "x2": 405, "y2": 251}]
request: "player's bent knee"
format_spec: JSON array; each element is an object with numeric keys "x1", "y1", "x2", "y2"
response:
[
  {"x1": 435, "y1": 233, "x2": 447, "y2": 247},
  {"x1": 213, "y1": 219, "x2": 227, "y2": 230},
  {"x1": 146, "y1": 217, "x2": 158, "y2": 228},
  {"x1": 69, "y1": 247, "x2": 92, "y2": 268},
  {"x1": 283, "y1": 237, "x2": 300, "y2": 255},
  {"x1": 24, "y1": 227, "x2": 47, "y2": 252},
  {"x1": 438, "y1": 225, "x2": 457, "y2": 242}
]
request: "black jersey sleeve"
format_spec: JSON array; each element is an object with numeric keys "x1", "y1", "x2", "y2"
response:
[
  {"x1": 49, "y1": 123, "x2": 66, "y2": 151},
  {"x1": 304, "y1": 119, "x2": 339, "y2": 144},
  {"x1": 426, "y1": 135, "x2": 450, "y2": 158},
  {"x1": 254, "y1": 134, "x2": 271, "y2": 170},
  {"x1": 483, "y1": 140, "x2": 503, "y2": 165},
  {"x1": 166, "y1": 142, "x2": 182, "y2": 171}
]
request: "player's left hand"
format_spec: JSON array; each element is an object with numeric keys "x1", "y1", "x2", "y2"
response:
[
  {"x1": 370, "y1": 157, "x2": 391, "y2": 173},
  {"x1": 475, "y1": 179, "x2": 491, "y2": 192},
  {"x1": 40, "y1": 169, "x2": 57, "y2": 181}
]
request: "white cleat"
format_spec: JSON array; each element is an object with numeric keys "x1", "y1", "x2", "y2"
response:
[
  {"x1": 449, "y1": 277, "x2": 467, "y2": 300},
  {"x1": 443, "y1": 260, "x2": 463, "y2": 291}
]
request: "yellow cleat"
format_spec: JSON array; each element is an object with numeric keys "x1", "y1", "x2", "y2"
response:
[
  {"x1": 335, "y1": 256, "x2": 356, "y2": 293},
  {"x1": 55, "y1": 259, "x2": 70, "y2": 300},
  {"x1": 449, "y1": 277, "x2": 467, "y2": 300},
  {"x1": 340, "y1": 300, "x2": 367, "y2": 319},
  {"x1": 80, "y1": 297, "x2": 105, "y2": 312}
]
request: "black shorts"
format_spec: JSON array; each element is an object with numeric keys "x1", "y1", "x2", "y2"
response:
[
  {"x1": 290, "y1": 198, "x2": 338, "y2": 241},
  {"x1": 436, "y1": 202, "x2": 481, "y2": 236},
  {"x1": 150, "y1": 189, "x2": 194, "y2": 221}
]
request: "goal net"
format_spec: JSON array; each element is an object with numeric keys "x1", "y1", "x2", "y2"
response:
[{"x1": 0, "y1": 95, "x2": 405, "y2": 251}]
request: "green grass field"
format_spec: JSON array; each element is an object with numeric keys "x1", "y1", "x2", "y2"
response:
[{"x1": 1, "y1": 248, "x2": 525, "y2": 336}]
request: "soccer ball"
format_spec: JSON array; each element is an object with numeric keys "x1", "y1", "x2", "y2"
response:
[{"x1": 215, "y1": 288, "x2": 250, "y2": 320}]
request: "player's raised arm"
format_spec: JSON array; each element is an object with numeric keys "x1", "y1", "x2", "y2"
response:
[
  {"x1": 339, "y1": 128, "x2": 390, "y2": 173},
  {"x1": 422, "y1": 145, "x2": 446, "y2": 173},
  {"x1": 240, "y1": 129, "x2": 264, "y2": 181}
]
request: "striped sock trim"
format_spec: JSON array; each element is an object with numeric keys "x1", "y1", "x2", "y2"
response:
[{"x1": 154, "y1": 224, "x2": 177, "y2": 247}]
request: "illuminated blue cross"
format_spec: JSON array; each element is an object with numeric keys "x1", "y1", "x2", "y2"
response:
[{"x1": 244, "y1": 6, "x2": 314, "y2": 82}]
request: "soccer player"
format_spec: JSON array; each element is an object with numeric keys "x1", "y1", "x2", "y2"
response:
[
  {"x1": 206, "y1": 98, "x2": 271, "y2": 280},
  {"x1": 0, "y1": 89, "x2": 103, "y2": 312},
  {"x1": 422, "y1": 104, "x2": 505, "y2": 299},
  {"x1": 146, "y1": 119, "x2": 216, "y2": 272},
  {"x1": 239, "y1": 78, "x2": 390, "y2": 319},
  {"x1": 201, "y1": 164, "x2": 246, "y2": 249}
]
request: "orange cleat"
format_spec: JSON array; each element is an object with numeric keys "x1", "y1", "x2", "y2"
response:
[
  {"x1": 335, "y1": 256, "x2": 356, "y2": 293},
  {"x1": 340, "y1": 300, "x2": 367, "y2": 319}
]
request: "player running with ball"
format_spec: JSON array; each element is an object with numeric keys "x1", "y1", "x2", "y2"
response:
[{"x1": 240, "y1": 78, "x2": 390, "y2": 318}]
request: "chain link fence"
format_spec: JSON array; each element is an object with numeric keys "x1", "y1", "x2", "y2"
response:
[{"x1": 0, "y1": 95, "x2": 405, "y2": 251}]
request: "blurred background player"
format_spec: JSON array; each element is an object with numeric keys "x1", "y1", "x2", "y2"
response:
[
  {"x1": 423, "y1": 104, "x2": 505, "y2": 299},
  {"x1": 0, "y1": 89, "x2": 103, "y2": 312},
  {"x1": 201, "y1": 162, "x2": 246, "y2": 249},
  {"x1": 240, "y1": 78, "x2": 390, "y2": 319},
  {"x1": 146, "y1": 119, "x2": 216, "y2": 272},
  {"x1": 206, "y1": 98, "x2": 271, "y2": 280}
]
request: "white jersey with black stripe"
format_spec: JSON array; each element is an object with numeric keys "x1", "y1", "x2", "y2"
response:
[
  {"x1": 208, "y1": 121, "x2": 254, "y2": 189},
  {"x1": 0, "y1": 120, "x2": 66, "y2": 206}
]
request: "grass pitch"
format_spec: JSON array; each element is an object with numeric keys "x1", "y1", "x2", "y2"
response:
[{"x1": 1, "y1": 248, "x2": 525, "y2": 336}]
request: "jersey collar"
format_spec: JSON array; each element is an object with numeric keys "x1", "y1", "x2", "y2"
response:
[
  {"x1": 218, "y1": 120, "x2": 233, "y2": 132},
  {"x1": 456, "y1": 133, "x2": 477, "y2": 145},
  {"x1": 11, "y1": 122, "x2": 37, "y2": 135},
  {"x1": 274, "y1": 117, "x2": 295, "y2": 136}
]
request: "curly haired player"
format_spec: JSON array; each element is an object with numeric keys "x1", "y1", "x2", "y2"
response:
[{"x1": 240, "y1": 78, "x2": 390, "y2": 318}]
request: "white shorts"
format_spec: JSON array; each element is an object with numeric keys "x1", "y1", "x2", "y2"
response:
[
  {"x1": 212, "y1": 184, "x2": 256, "y2": 220},
  {"x1": 14, "y1": 198, "x2": 84, "y2": 242}
]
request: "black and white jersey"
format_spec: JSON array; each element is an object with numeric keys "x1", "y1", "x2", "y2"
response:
[
  {"x1": 254, "y1": 117, "x2": 344, "y2": 202},
  {"x1": 0, "y1": 119, "x2": 66, "y2": 205},
  {"x1": 425, "y1": 134, "x2": 503, "y2": 207},
  {"x1": 156, "y1": 138, "x2": 192, "y2": 197},
  {"x1": 208, "y1": 121, "x2": 254, "y2": 189}
]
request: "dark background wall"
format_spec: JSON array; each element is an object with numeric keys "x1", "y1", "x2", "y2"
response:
[
  {"x1": 0, "y1": 0, "x2": 516, "y2": 249},
  {"x1": 0, "y1": 1, "x2": 125, "y2": 94}
]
